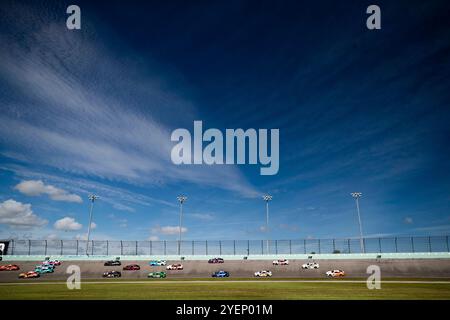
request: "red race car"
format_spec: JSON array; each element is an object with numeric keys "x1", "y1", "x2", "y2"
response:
[
  {"x1": 123, "y1": 264, "x2": 140, "y2": 271},
  {"x1": 0, "y1": 264, "x2": 20, "y2": 271},
  {"x1": 18, "y1": 271, "x2": 40, "y2": 279}
]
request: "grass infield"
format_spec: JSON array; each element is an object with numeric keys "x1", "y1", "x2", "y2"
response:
[{"x1": 1, "y1": 278, "x2": 450, "y2": 299}]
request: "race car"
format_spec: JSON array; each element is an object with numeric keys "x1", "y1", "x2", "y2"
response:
[
  {"x1": 149, "y1": 260, "x2": 167, "y2": 266},
  {"x1": 272, "y1": 259, "x2": 289, "y2": 265},
  {"x1": 302, "y1": 262, "x2": 320, "y2": 269},
  {"x1": 326, "y1": 269, "x2": 345, "y2": 277},
  {"x1": 18, "y1": 271, "x2": 40, "y2": 279},
  {"x1": 123, "y1": 264, "x2": 140, "y2": 271},
  {"x1": 102, "y1": 270, "x2": 122, "y2": 278},
  {"x1": 34, "y1": 265, "x2": 55, "y2": 274},
  {"x1": 42, "y1": 259, "x2": 61, "y2": 266},
  {"x1": 254, "y1": 270, "x2": 272, "y2": 277},
  {"x1": 212, "y1": 270, "x2": 229, "y2": 278},
  {"x1": 166, "y1": 263, "x2": 183, "y2": 270},
  {"x1": 148, "y1": 271, "x2": 167, "y2": 278},
  {"x1": 104, "y1": 259, "x2": 121, "y2": 266},
  {"x1": 0, "y1": 264, "x2": 20, "y2": 271},
  {"x1": 208, "y1": 258, "x2": 224, "y2": 264}
]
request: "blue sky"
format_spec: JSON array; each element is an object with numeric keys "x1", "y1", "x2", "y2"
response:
[{"x1": 0, "y1": 0, "x2": 449, "y2": 241}]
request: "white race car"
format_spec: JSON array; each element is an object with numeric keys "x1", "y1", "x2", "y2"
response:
[
  {"x1": 272, "y1": 259, "x2": 289, "y2": 265},
  {"x1": 254, "y1": 270, "x2": 272, "y2": 277},
  {"x1": 326, "y1": 269, "x2": 345, "y2": 277},
  {"x1": 302, "y1": 262, "x2": 319, "y2": 269},
  {"x1": 166, "y1": 263, "x2": 183, "y2": 270}
]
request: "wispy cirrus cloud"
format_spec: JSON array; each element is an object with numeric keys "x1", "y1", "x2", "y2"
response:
[{"x1": 0, "y1": 3, "x2": 258, "y2": 198}]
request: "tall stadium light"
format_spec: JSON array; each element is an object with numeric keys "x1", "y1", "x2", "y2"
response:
[
  {"x1": 263, "y1": 194, "x2": 272, "y2": 254},
  {"x1": 351, "y1": 192, "x2": 365, "y2": 253},
  {"x1": 86, "y1": 194, "x2": 99, "y2": 256},
  {"x1": 177, "y1": 195, "x2": 187, "y2": 255}
]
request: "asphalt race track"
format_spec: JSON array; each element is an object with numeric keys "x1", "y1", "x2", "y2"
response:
[{"x1": 1, "y1": 259, "x2": 450, "y2": 282}]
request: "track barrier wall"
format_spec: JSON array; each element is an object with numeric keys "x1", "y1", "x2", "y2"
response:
[{"x1": 2, "y1": 236, "x2": 450, "y2": 257}]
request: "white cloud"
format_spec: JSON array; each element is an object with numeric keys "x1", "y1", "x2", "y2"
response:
[
  {"x1": 53, "y1": 217, "x2": 82, "y2": 231},
  {"x1": 404, "y1": 217, "x2": 413, "y2": 224},
  {"x1": 148, "y1": 235, "x2": 159, "y2": 241},
  {"x1": 0, "y1": 199, "x2": 47, "y2": 227},
  {"x1": 74, "y1": 233, "x2": 87, "y2": 240},
  {"x1": 90, "y1": 222, "x2": 97, "y2": 229},
  {"x1": 189, "y1": 213, "x2": 214, "y2": 221},
  {"x1": 152, "y1": 225, "x2": 187, "y2": 235},
  {"x1": 15, "y1": 180, "x2": 82, "y2": 203}
]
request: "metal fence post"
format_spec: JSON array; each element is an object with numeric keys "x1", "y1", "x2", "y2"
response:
[
  {"x1": 28, "y1": 240, "x2": 31, "y2": 255},
  {"x1": 348, "y1": 239, "x2": 351, "y2": 253},
  {"x1": 411, "y1": 237, "x2": 415, "y2": 253},
  {"x1": 61, "y1": 240, "x2": 63, "y2": 255},
  {"x1": 447, "y1": 236, "x2": 449, "y2": 252},
  {"x1": 164, "y1": 241, "x2": 166, "y2": 255},
  {"x1": 318, "y1": 239, "x2": 321, "y2": 254},
  {"x1": 91, "y1": 240, "x2": 94, "y2": 255},
  {"x1": 233, "y1": 240, "x2": 236, "y2": 255},
  {"x1": 206, "y1": 240, "x2": 208, "y2": 255},
  {"x1": 261, "y1": 240, "x2": 263, "y2": 254},
  {"x1": 192, "y1": 241, "x2": 194, "y2": 255},
  {"x1": 136, "y1": 241, "x2": 138, "y2": 255},
  {"x1": 106, "y1": 240, "x2": 109, "y2": 256},
  {"x1": 289, "y1": 240, "x2": 292, "y2": 254},
  {"x1": 150, "y1": 241, "x2": 152, "y2": 255},
  {"x1": 428, "y1": 236, "x2": 432, "y2": 252},
  {"x1": 275, "y1": 240, "x2": 278, "y2": 254},
  {"x1": 44, "y1": 240, "x2": 48, "y2": 256},
  {"x1": 219, "y1": 240, "x2": 222, "y2": 255},
  {"x1": 378, "y1": 237, "x2": 382, "y2": 253},
  {"x1": 303, "y1": 239, "x2": 306, "y2": 254},
  {"x1": 332, "y1": 239, "x2": 336, "y2": 253},
  {"x1": 247, "y1": 240, "x2": 250, "y2": 256},
  {"x1": 120, "y1": 241, "x2": 123, "y2": 255},
  {"x1": 395, "y1": 237, "x2": 398, "y2": 253},
  {"x1": 10, "y1": 239, "x2": 14, "y2": 255}
]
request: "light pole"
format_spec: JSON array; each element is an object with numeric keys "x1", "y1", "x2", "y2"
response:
[
  {"x1": 263, "y1": 194, "x2": 272, "y2": 254},
  {"x1": 177, "y1": 195, "x2": 187, "y2": 255},
  {"x1": 86, "y1": 194, "x2": 99, "y2": 256},
  {"x1": 351, "y1": 192, "x2": 365, "y2": 253}
]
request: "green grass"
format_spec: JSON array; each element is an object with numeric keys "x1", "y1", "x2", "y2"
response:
[{"x1": 1, "y1": 280, "x2": 450, "y2": 300}]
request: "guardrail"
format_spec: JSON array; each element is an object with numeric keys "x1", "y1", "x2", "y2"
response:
[{"x1": 3, "y1": 236, "x2": 450, "y2": 256}]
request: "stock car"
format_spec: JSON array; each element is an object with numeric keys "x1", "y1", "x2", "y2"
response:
[
  {"x1": 42, "y1": 259, "x2": 61, "y2": 266},
  {"x1": 104, "y1": 259, "x2": 121, "y2": 266},
  {"x1": 103, "y1": 270, "x2": 122, "y2": 278},
  {"x1": 34, "y1": 265, "x2": 55, "y2": 273},
  {"x1": 149, "y1": 260, "x2": 167, "y2": 266},
  {"x1": 123, "y1": 264, "x2": 140, "y2": 271},
  {"x1": 326, "y1": 269, "x2": 345, "y2": 278},
  {"x1": 208, "y1": 257, "x2": 224, "y2": 264},
  {"x1": 166, "y1": 263, "x2": 183, "y2": 270},
  {"x1": 302, "y1": 262, "x2": 320, "y2": 269},
  {"x1": 18, "y1": 271, "x2": 40, "y2": 279},
  {"x1": 272, "y1": 259, "x2": 289, "y2": 265},
  {"x1": 212, "y1": 270, "x2": 229, "y2": 278},
  {"x1": 254, "y1": 270, "x2": 272, "y2": 277},
  {"x1": 0, "y1": 264, "x2": 20, "y2": 271},
  {"x1": 148, "y1": 271, "x2": 167, "y2": 278}
]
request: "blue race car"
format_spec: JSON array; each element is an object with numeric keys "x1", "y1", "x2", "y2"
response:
[{"x1": 212, "y1": 270, "x2": 229, "y2": 278}]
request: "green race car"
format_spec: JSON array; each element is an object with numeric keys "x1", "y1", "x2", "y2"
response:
[
  {"x1": 34, "y1": 265, "x2": 54, "y2": 274},
  {"x1": 148, "y1": 271, "x2": 167, "y2": 278}
]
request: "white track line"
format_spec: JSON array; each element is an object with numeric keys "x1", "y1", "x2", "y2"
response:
[{"x1": 1, "y1": 280, "x2": 450, "y2": 286}]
